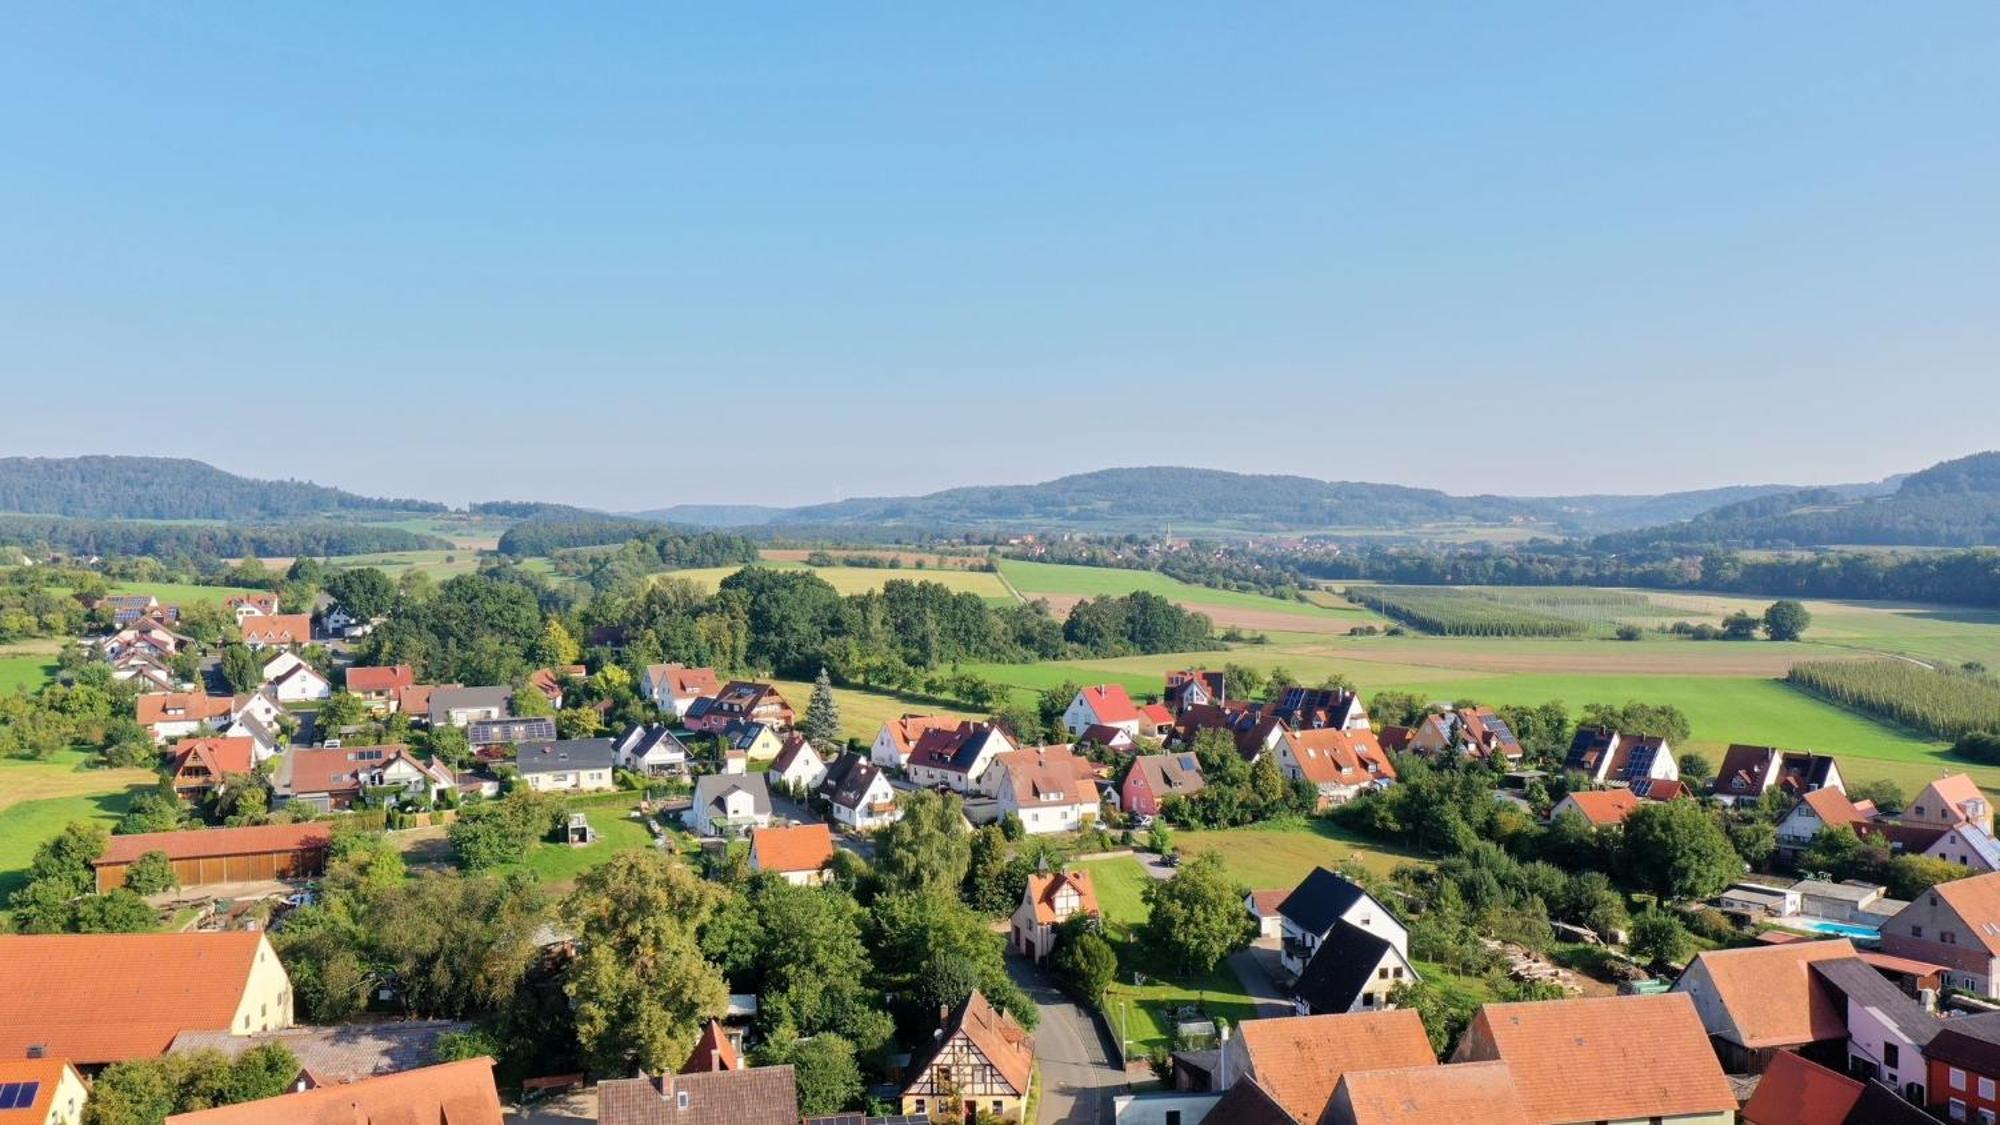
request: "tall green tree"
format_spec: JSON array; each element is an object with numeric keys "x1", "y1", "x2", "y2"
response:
[
  {"x1": 219, "y1": 644, "x2": 264, "y2": 694},
  {"x1": 1138, "y1": 851, "x2": 1255, "y2": 976},
  {"x1": 1763, "y1": 599, "x2": 1812, "y2": 641},
  {"x1": 874, "y1": 790, "x2": 972, "y2": 896},
  {"x1": 801, "y1": 667, "x2": 842, "y2": 749},
  {"x1": 1620, "y1": 801, "x2": 1739, "y2": 900}
]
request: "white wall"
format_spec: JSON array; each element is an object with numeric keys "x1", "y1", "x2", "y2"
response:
[{"x1": 1111, "y1": 1092, "x2": 1223, "y2": 1124}]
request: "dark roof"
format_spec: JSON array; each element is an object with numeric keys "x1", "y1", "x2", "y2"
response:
[
  {"x1": 1171, "y1": 1049, "x2": 1220, "y2": 1089},
  {"x1": 621, "y1": 725, "x2": 689, "y2": 760},
  {"x1": 1276, "y1": 866, "x2": 1369, "y2": 937},
  {"x1": 1565, "y1": 726, "x2": 1618, "y2": 773},
  {"x1": 723, "y1": 720, "x2": 773, "y2": 750},
  {"x1": 1292, "y1": 920, "x2": 1396, "y2": 1014},
  {"x1": 466, "y1": 716, "x2": 556, "y2": 745},
  {"x1": 427, "y1": 685, "x2": 512, "y2": 722},
  {"x1": 907, "y1": 722, "x2": 1001, "y2": 774},
  {"x1": 1923, "y1": 1011, "x2": 2000, "y2": 1074},
  {"x1": 1854, "y1": 1081, "x2": 1945, "y2": 1124},
  {"x1": 818, "y1": 752, "x2": 888, "y2": 811},
  {"x1": 1265, "y1": 687, "x2": 1364, "y2": 730},
  {"x1": 685, "y1": 697, "x2": 715, "y2": 721},
  {"x1": 692, "y1": 773, "x2": 772, "y2": 816},
  {"x1": 514, "y1": 738, "x2": 616, "y2": 774},
  {"x1": 1201, "y1": 1080, "x2": 1293, "y2": 1125},
  {"x1": 1810, "y1": 958, "x2": 1942, "y2": 1047},
  {"x1": 597, "y1": 1065, "x2": 798, "y2": 1125}
]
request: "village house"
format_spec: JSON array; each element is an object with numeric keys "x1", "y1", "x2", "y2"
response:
[
  {"x1": 162, "y1": 1058, "x2": 503, "y2": 1125},
  {"x1": 992, "y1": 745, "x2": 1101, "y2": 835},
  {"x1": 688, "y1": 773, "x2": 773, "y2": 837},
  {"x1": 1740, "y1": 1048, "x2": 1935, "y2": 1125},
  {"x1": 1275, "y1": 867, "x2": 1408, "y2": 981},
  {"x1": 871, "y1": 714, "x2": 963, "y2": 770},
  {"x1": 1247, "y1": 889, "x2": 1290, "y2": 939},
  {"x1": 613, "y1": 724, "x2": 690, "y2": 776},
  {"x1": 260, "y1": 651, "x2": 331, "y2": 703},
  {"x1": 220, "y1": 712, "x2": 282, "y2": 763},
  {"x1": 818, "y1": 752, "x2": 901, "y2": 832},
  {"x1": 525, "y1": 664, "x2": 585, "y2": 709},
  {"x1": 598, "y1": 1062, "x2": 797, "y2": 1125},
  {"x1": 1164, "y1": 669, "x2": 1226, "y2": 715},
  {"x1": 467, "y1": 716, "x2": 559, "y2": 747},
  {"x1": 1123, "y1": 751, "x2": 1207, "y2": 818},
  {"x1": 906, "y1": 721, "x2": 1017, "y2": 794},
  {"x1": 0, "y1": 932, "x2": 294, "y2": 1066},
  {"x1": 1077, "y1": 723, "x2": 1138, "y2": 754},
  {"x1": 137, "y1": 690, "x2": 236, "y2": 743},
  {"x1": 641, "y1": 663, "x2": 721, "y2": 719},
  {"x1": 1712, "y1": 744, "x2": 1846, "y2": 803},
  {"x1": 1063, "y1": 683, "x2": 1142, "y2": 739},
  {"x1": 93, "y1": 822, "x2": 333, "y2": 894},
  {"x1": 1923, "y1": 1009, "x2": 2000, "y2": 1125},
  {"x1": 0, "y1": 1058, "x2": 88, "y2": 1125},
  {"x1": 1407, "y1": 705, "x2": 1523, "y2": 762},
  {"x1": 274, "y1": 744, "x2": 454, "y2": 811},
  {"x1": 227, "y1": 688, "x2": 284, "y2": 733},
  {"x1": 1924, "y1": 822, "x2": 2000, "y2": 874},
  {"x1": 1137, "y1": 701, "x2": 1174, "y2": 737},
  {"x1": 1264, "y1": 686, "x2": 1370, "y2": 733},
  {"x1": 1168, "y1": 702, "x2": 1287, "y2": 761},
  {"x1": 1275, "y1": 728, "x2": 1396, "y2": 809},
  {"x1": 748, "y1": 823, "x2": 834, "y2": 886},
  {"x1": 1449, "y1": 993, "x2": 1737, "y2": 1125},
  {"x1": 222, "y1": 592, "x2": 279, "y2": 620},
  {"x1": 237, "y1": 613, "x2": 311, "y2": 651},
  {"x1": 1217, "y1": 1010, "x2": 1436, "y2": 1125},
  {"x1": 721, "y1": 719, "x2": 785, "y2": 763},
  {"x1": 99, "y1": 617, "x2": 189, "y2": 662},
  {"x1": 167, "y1": 736, "x2": 257, "y2": 800},
  {"x1": 1906, "y1": 773, "x2": 1995, "y2": 834},
  {"x1": 1547, "y1": 787, "x2": 1642, "y2": 828},
  {"x1": 427, "y1": 686, "x2": 512, "y2": 728},
  {"x1": 108, "y1": 648, "x2": 178, "y2": 692},
  {"x1": 344, "y1": 664, "x2": 415, "y2": 712},
  {"x1": 1563, "y1": 726, "x2": 1680, "y2": 787},
  {"x1": 1011, "y1": 868, "x2": 1099, "y2": 962},
  {"x1": 99, "y1": 593, "x2": 165, "y2": 626},
  {"x1": 1291, "y1": 919, "x2": 1417, "y2": 1017},
  {"x1": 1777, "y1": 787, "x2": 1877, "y2": 858},
  {"x1": 900, "y1": 990, "x2": 1035, "y2": 1122},
  {"x1": 1325, "y1": 1059, "x2": 1530, "y2": 1125},
  {"x1": 692, "y1": 681, "x2": 795, "y2": 733},
  {"x1": 1672, "y1": 938, "x2": 1859, "y2": 1073},
  {"x1": 1881, "y1": 872, "x2": 2000, "y2": 997},
  {"x1": 769, "y1": 733, "x2": 827, "y2": 793},
  {"x1": 1810, "y1": 955, "x2": 1941, "y2": 1105},
  {"x1": 513, "y1": 739, "x2": 616, "y2": 793}
]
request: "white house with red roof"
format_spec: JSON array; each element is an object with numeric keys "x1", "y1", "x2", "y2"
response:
[
  {"x1": 1011, "y1": 868, "x2": 1100, "y2": 962},
  {"x1": 993, "y1": 745, "x2": 1102, "y2": 834},
  {"x1": 1063, "y1": 684, "x2": 1141, "y2": 739},
  {"x1": 871, "y1": 714, "x2": 964, "y2": 770},
  {"x1": 641, "y1": 663, "x2": 721, "y2": 719}
]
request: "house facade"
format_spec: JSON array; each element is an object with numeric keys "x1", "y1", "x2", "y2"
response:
[
  {"x1": 993, "y1": 745, "x2": 1100, "y2": 835},
  {"x1": 1122, "y1": 752, "x2": 1206, "y2": 818},
  {"x1": 514, "y1": 739, "x2": 616, "y2": 793},
  {"x1": 871, "y1": 714, "x2": 961, "y2": 770},
  {"x1": 1881, "y1": 873, "x2": 2000, "y2": 996},
  {"x1": 1564, "y1": 727, "x2": 1680, "y2": 787},
  {"x1": 905, "y1": 722, "x2": 1016, "y2": 793},
  {"x1": 689, "y1": 774, "x2": 772, "y2": 837},
  {"x1": 1062, "y1": 684, "x2": 1141, "y2": 739},
  {"x1": 769, "y1": 735, "x2": 827, "y2": 793},
  {"x1": 1275, "y1": 867, "x2": 1408, "y2": 980},
  {"x1": 899, "y1": 991, "x2": 1035, "y2": 1123},
  {"x1": 641, "y1": 663, "x2": 721, "y2": 718},
  {"x1": 1276, "y1": 728, "x2": 1397, "y2": 809},
  {"x1": 1011, "y1": 869, "x2": 1099, "y2": 962},
  {"x1": 819, "y1": 753, "x2": 901, "y2": 832}
]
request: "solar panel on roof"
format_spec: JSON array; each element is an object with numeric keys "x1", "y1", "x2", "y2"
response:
[
  {"x1": 0, "y1": 1083, "x2": 39, "y2": 1110},
  {"x1": 1178, "y1": 755, "x2": 1198, "y2": 771}
]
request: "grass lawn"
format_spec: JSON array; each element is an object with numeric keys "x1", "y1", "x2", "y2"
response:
[
  {"x1": 0, "y1": 772, "x2": 151, "y2": 900},
  {"x1": 1171, "y1": 819, "x2": 1429, "y2": 889},
  {"x1": 1000, "y1": 560, "x2": 1376, "y2": 635},
  {"x1": 0, "y1": 651, "x2": 58, "y2": 692},
  {"x1": 768, "y1": 677, "x2": 981, "y2": 744},
  {"x1": 110, "y1": 580, "x2": 266, "y2": 606},
  {"x1": 499, "y1": 795, "x2": 680, "y2": 889},
  {"x1": 1079, "y1": 856, "x2": 1262, "y2": 1054},
  {"x1": 324, "y1": 550, "x2": 482, "y2": 579}
]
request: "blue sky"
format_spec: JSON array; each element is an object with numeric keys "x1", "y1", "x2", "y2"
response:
[{"x1": 4, "y1": 5, "x2": 1996, "y2": 509}]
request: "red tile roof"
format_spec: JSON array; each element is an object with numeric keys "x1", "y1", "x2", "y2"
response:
[
  {"x1": 1287, "y1": 729, "x2": 1397, "y2": 788},
  {"x1": 1140, "y1": 702, "x2": 1174, "y2": 726},
  {"x1": 96, "y1": 822, "x2": 333, "y2": 867},
  {"x1": 237, "y1": 614, "x2": 310, "y2": 647},
  {"x1": 1741, "y1": 1048, "x2": 1864, "y2": 1125},
  {"x1": 1456, "y1": 994, "x2": 1736, "y2": 1124},
  {"x1": 680, "y1": 1020, "x2": 741, "y2": 1074},
  {"x1": 880, "y1": 715, "x2": 962, "y2": 758},
  {"x1": 1678, "y1": 939, "x2": 1857, "y2": 1048},
  {"x1": 137, "y1": 692, "x2": 235, "y2": 726},
  {"x1": 0, "y1": 933, "x2": 273, "y2": 1064},
  {"x1": 749, "y1": 824, "x2": 834, "y2": 874},
  {"x1": 283, "y1": 744, "x2": 418, "y2": 798},
  {"x1": 1929, "y1": 872, "x2": 2000, "y2": 955},
  {"x1": 1557, "y1": 789, "x2": 1642, "y2": 826},
  {"x1": 163, "y1": 1057, "x2": 503, "y2": 1124},
  {"x1": 1801, "y1": 787, "x2": 1870, "y2": 830},
  {"x1": 171, "y1": 737, "x2": 256, "y2": 781},
  {"x1": 1023, "y1": 870, "x2": 1100, "y2": 925},
  {"x1": 1331, "y1": 1060, "x2": 1531, "y2": 1125},
  {"x1": 1080, "y1": 683, "x2": 1140, "y2": 725},
  {"x1": 1236, "y1": 1011, "x2": 1435, "y2": 1124},
  {"x1": 0, "y1": 1058, "x2": 80, "y2": 1125},
  {"x1": 648, "y1": 663, "x2": 721, "y2": 699},
  {"x1": 905, "y1": 991, "x2": 1034, "y2": 1098},
  {"x1": 344, "y1": 664, "x2": 414, "y2": 694}
]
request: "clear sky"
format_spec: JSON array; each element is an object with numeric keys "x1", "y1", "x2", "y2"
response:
[{"x1": 4, "y1": 6, "x2": 1996, "y2": 509}]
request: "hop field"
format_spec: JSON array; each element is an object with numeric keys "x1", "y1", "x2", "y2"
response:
[
  {"x1": 1787, "y1": 659, "x2": 2000, "y2": 740},
  {"x1": 1347, "y1": 586, "x2": 1587, "y2": 637}
]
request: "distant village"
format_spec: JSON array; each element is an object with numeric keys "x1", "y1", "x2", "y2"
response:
[{"x1": 5, "y1": 584, "x2": 2000, "y2": 1125}]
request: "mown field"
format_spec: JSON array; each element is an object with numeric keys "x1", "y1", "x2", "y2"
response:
[
  {"x1": 323, "y1": 549, "x2": 482, "y2": 579},
  {"x1": 1078, "y1": 856, "x2": 1262, "y2": 1052},
  {"x1": 998, "y1": 559, "x2": 1382, "y2": 636},
  {"x1": 766, "y1": 677, "x2": 980, "y2": 744},
  {"x1": 0, "y1": 650, "x2": 58, "y2": 692},
  {"x1": 660, "y1": 563, "x2": 1014, "y2": 602},
  {"x1": 0, "y1": 751, "x2": 155, "y2": 899},
  {"x1": 1172, "y1": 819, "x2": 1430, "y2": 888}
]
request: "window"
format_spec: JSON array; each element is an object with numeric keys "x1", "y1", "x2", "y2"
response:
[
  {"x1": 1166, "y1": 1113, "x2": 1183, "y2": 1125},
  {"x1": 1982, "y1": 1110, "x2": 1996, "y2": 1125},
  {"x1": 1885, "y1": 1043, "x2": 1900, "y2": 1069},
  {"x1": 1982, "y1": 1077, "x2": 1996, "y2": 1100},
  {"x1": 1378, "y1": 968, "x2": 1389, "y2": 980},
  {"x1": 1915, "y1": 925, "x2": 1925, "y2": 939},
  {"x1": 992, "y1": 1101, "x2": 1003, "y2": 1114},
  {"x1": 1953, "y1": 1067, "x2": 1968, "y2": 1091},
  {"x1": 913, "y1": 1099, "x2": 927, "y2": 1114},
  {"x1": 1947, "y1": 932, "x2": 1960, "y2": 945},
  {"x1": 1951, "y1": 1100, "x2": 1968, "y2": 1123}
]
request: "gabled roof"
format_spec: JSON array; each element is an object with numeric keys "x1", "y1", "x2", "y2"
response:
[
  {"x1": 344, "y1": 664, "x2": 415, "y2": 694},
  {"x1": 1330, "y1": 1060, "x2": 1530, "y2": 1125},
  {"x1": 514, "y1": 738, "x2": 616, "y2": 774},
  {"x1": 693, "y1": 773, "x2": 772, "y2": 817},
  {"x1": 1022, "y1": 869, "x2": 1100, "y2": 925},
  {"x1": 1714, "y1": 743, "x2": 1781, "y2": 795},
  {"x1": 237, "y1": 613, "x2": 311, "y2": 646},
  {"x1": 818, "y1": 753, "x2": 891, "y2": 811},
  {"x1": 997, "y1": 745, "x2": 1097, "y2": 808},
  {"x1": 162, "y1": 1057, "x2": 503, "y2": 1124},
  {"x1": 1917, "y1": 772, "x2": 1989, "y2": 823},
  {"x1": 466, "y1": 716, "x2": 559, "y2": 745},
  {"x1": 282, "y1": 743, "x2": 421, "y2": 797},
  {"x1": 680, "y1": 1019, "x2": 741, "y2": 1073},
  {"x1": 1457, "y1": 994, "x2": 1735, "y2": 1124},
  {"x1": 1236, "y1": 1010, "x2": 1434, "y2": 1124},
  {"x1": 1556, "y1": 788, "x2": 1641, "y2": 826},
  {"x1": 904, "y1": 991, "x2": 1034, "y2": 1098},
  {"x1": 1077, "y1": 683, "x2": 1140, "y2": 725},
  {"x1": 1201, "y1": 1079, "x2": 1293, "y2": 1125},
  {"x1": 750, "y1": 824, "x2": 834, "y2": 874},
  {"x1": 0, "y1": 933, "x2": 273, "y2": 1064},
  {"x1": 1294, "y1": 920, "x2": 1398, "y2": 1013},
  {"x1": 137, "y1": 692, "x2": 235, "y2": 726},
  {"x1": 1130, "y1": 752, "x2": 1207, "y2": 801},
  {"x1": 1799, "y1": 787, "x2": 1870, "y2": 830},
  {"x1": 427, "y1": 685, "x2": 512, "y2": 722},
  {"x1": 1277, "y1": 867, "x2": 1371, "y2": 937},
  {"x1": 1923, "y1": 1010, "x2": 2000, "y2": 1076},
  {"x1": 598, "y1": 1064, "x2": 798, "y2": 1125},
  {"x1": 1676, "y1": 938, "x2": 1857, "y2": 1048},
  {"x1": 723, "y1": 720, "x2": 775, "y2": 750},
  {"x1": 171, "y1": 736, "x2": 256, "y2": 780},
  {"x1": 646, "y1": 663, "x2": 721, "y2": 699},
  {"x1": 527, "y1": 664, "x2": 586, "y2": 702},
  {"x1": 1740, "y1": 1049, "x2": 1864, "y2": 1125},
  {"x1": 1081, "y1": 723, "x2": 1135, "y2": 747},
  {"x1": 98, "y1": 822, "x2": 333, "y2": 867},
  {"x1": 1139, "y1": 702, "x2": 1174, "y2": 726},
  {"x1": 1925, "y1": 871, "x2": 2000, "y2": 955},
  {"x1": 771, "y1": 734, "x2": 820, "y2": 776},
  {"x1": 1809, "y1": 957, "x2": 1940, "y2": 1047},
  {"x1": 0, "y1": 1058, "x2": 80, "y2": 1125},
  {"x1": 1286, "y1": 729, "x2": 1396, "y2": 788},
  {"x1": 908, "y1": 721, "x2": 1005, "y2": 774},
  {"x1": 878, "y1": 714, "x2": 962, "y2": 757}
]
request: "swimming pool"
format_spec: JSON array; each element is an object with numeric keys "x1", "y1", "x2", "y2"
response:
[{"x1": 1780, "y1": 918, "x2": 1881, "y2": 942}]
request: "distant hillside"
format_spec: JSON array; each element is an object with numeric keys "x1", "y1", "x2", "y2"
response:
[
  {"x1": 1598, "y1": 452, "x2": 2000, "y2": 548},
  {"x1": 1534, "y1": 478, "x2": 1899, "y2": 533},
  {"x1": 630, "y1": 503, "x2": 789, "y2": 527},
  {"x1": 0, "y1": 456, "x2": 445, "y2": 522},
  {"x1": 755, "y1": 467, "x2": 1550, "y2": 533}
]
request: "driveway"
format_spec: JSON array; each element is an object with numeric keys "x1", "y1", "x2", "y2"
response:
[
  {"x1": 1006, "y1": 956, "x2": 1125, "y2": 1124},
  {"x1": 1227, "y1": 938, "x2": 1296, "y2": 1020}
]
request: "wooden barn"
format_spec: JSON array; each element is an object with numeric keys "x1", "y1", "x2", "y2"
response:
[{"x1": 93, "y1": 822, "x2": 334, "y2": 893}]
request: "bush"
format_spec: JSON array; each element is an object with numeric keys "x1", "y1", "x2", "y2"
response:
[{"x1": 122, "y1": 850, "x2": 179, "y2": 895}]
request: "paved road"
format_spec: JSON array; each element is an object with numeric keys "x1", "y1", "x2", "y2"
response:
[
  {"x1": 1006, "y1": 956, "x2": 1125, "y2": 1124},
  {"x1": 1227, "y1": 939, "x2": 1296, "y2": 1020}
]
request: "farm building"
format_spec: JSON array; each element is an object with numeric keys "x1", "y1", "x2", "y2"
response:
[{"x1": 92, "y1": 822, "x2": 333, "y2": 893}]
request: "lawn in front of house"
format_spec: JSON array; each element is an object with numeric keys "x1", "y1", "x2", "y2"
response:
[
  {"x1": 1171, "y1": 818, "x2": 1429, "y2": 890},
  {"x1": 766, "y1": 677, "x2": 982, "y2": 745},
  {"x1": 494, "y1": 795, "x2": 687, "y2": 889},
  {"x1": 1079, "y1": 855, "x2": 1261, "y2": 1055}
]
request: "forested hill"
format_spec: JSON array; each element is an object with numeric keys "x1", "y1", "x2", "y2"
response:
[
  {"x1": 757, "y1": 467, "x2": 1549, "y2": 533},
  {"x1": 1597, "y1": 451, "x2": 2000, "y2": 549},
  {"x1": 0, "y1": 456, "x2": 445, "y2": 521}
]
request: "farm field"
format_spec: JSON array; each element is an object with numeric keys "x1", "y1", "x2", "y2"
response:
[
  {"x1": 0, "y1": 648, "x2": 59, "y2": 692},
  {"x1": 767, "y1": 677, "x2": 980, "y2": 744},
  {"x1": 0, "y1": 751, "x2": 155, "y2": 899},
  {"x1": 1171, "y1": 819, "x2": 1428, "y2": 888},
  {"x1": 661, "y1": 563, "x2": 1013, "y2": 601},
  {"x1": 323, "y1": 549, "x2": 481, "y2": 579},
  {"x1": 1000, "y1": 561, "x2": 1381, "y2": 637},
  {"x1": 109, "y1": 580, "x2": 267, "y2": 606},
  {"x1": 360, "y1": 515, "x2": 510, "y2": 550},
  {"x1": 759, "y1": 548, "x2": 992, "y2": 570}
]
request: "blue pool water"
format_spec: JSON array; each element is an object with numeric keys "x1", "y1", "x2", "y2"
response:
[{"x1": 1784, "y1": 918, "x2": 1881, "y2": 941}]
